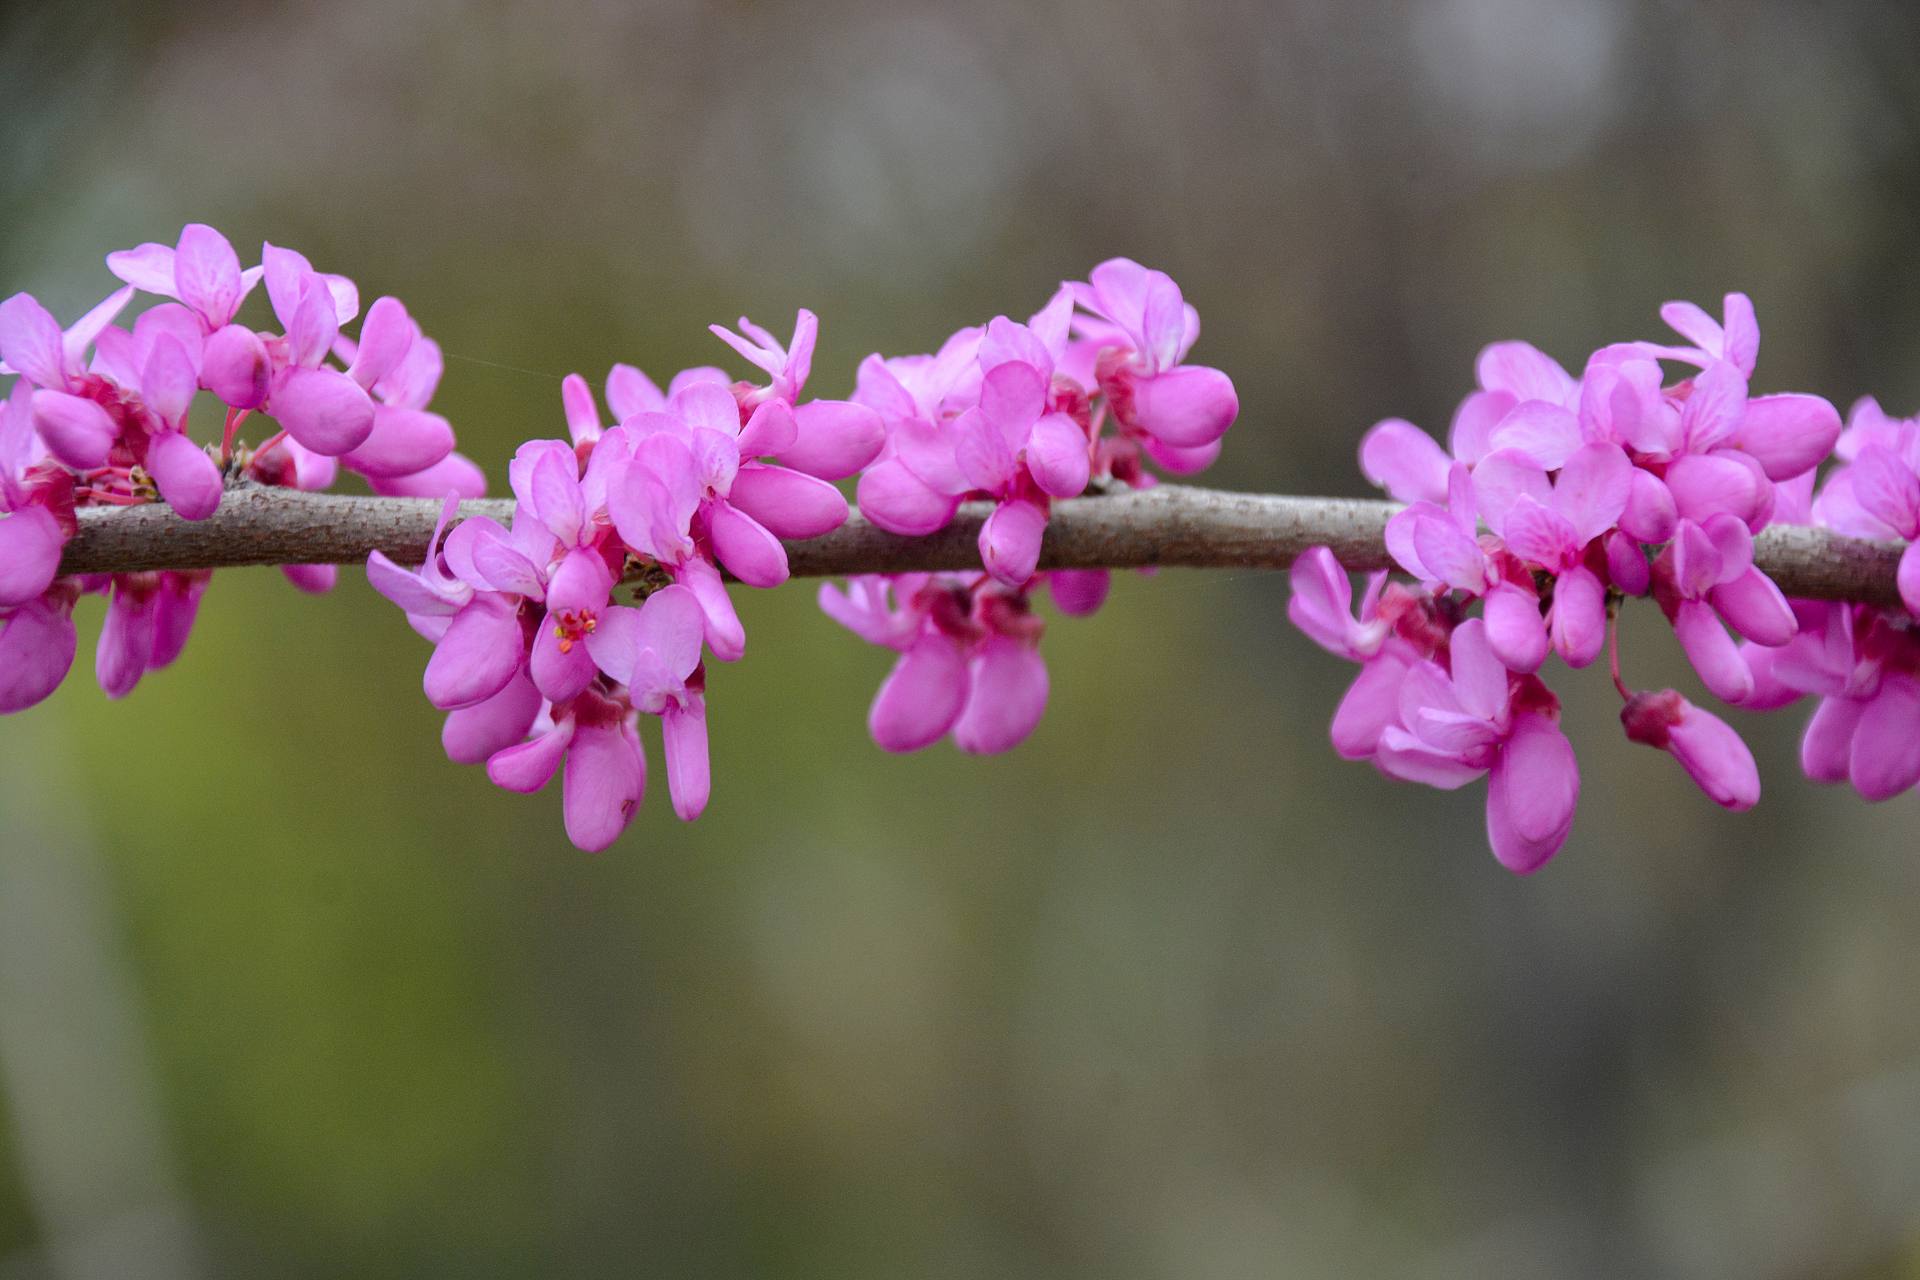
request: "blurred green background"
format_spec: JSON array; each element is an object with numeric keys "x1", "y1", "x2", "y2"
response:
[{"x1": 3, "y1": 1, "x2": 1920, "y2": 1275}]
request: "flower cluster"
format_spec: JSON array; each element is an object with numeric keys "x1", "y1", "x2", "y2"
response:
[
  {"x1": 369, "y1": 311, "x2": 882, "y2": 849},
  {"x1": 0, "y1": 224, "x2": 473, "y2": 710},
  {"x1": 365, "y1": 258, "x2": 1237, "y2": 847},
  {"x1": 825, "y1": 257, "x2": 1239, "y2": 753},
  {"x1": 1287, "y1": 292, "x2": 1920, "y2": 872}
]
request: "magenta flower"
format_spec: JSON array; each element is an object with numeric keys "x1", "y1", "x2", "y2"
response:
[
  {"x1": 486, "y1": 687, "x2": 648, "y2": 853},
  {"x1": 1650, "y1": 513, "x2": 1795, "y2": 704},
  {"x1": 1812, "y1": 399, "x2": 1920, "y2": 616},
  {"x1": 1373, "y1": 619, "x2": 1580, "y2": 874},
  {"x1": 710, "y1": 310, "x2": 886, "y2": 480},
  {"x1": 583, "y1": 584, "x2": 712, "y2": 821},
  {"x1": 105, "y1": 224, "x2": 261, "y2": 332},
  {"x1": 820, "y1": 573, "x2": 1049, "y2": 755},
  {"x1": 1620, "y1": 688, "x2": 1760, "y2": 810},
  {"x1": 1073, "y1": 258, "x2": 1239, "y2": 451}
]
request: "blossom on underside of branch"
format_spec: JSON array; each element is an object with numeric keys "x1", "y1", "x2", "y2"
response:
[{"x1": 1291, "y1": 292, "x2": 1920, "y2": 874}]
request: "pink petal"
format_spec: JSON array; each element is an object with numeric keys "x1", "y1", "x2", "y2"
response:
[
  {"x1": 606, "y1": 363, "x2": 665, "y2": 419},
  {"x1": 1502, "y1": 495, "x2": 1578, "y2": 569},
  {"x1": 892, "y1": 417, "x2": 969, "y2": 495},
  {"x1": 954, "y1": 407, "x2": 1017, "y2": 494},
  {"x1": 271, "y1": 367, "x2": 376, "y2": 455},
  {"x1": 1489, "y1": 402, "x2": 1582, "y2": 469},
  {"x1": 1409, "y1": 508, "x2": 1486, "y2": 592},
  {"x1": 1736, "y1": 394, "x2": 1841, "y2": 481},
  {"x1": 1549, "y1": 564, "x2": 1606, "y2": 668},
  {"x1": 0, "y1": 508, "x2": 63, "y2": 607},
  {"x1": 1359, "y1": 419, "x2": 1450, "y2": 504},
  {"x1": 1665, "y1": 703, "x2": 1760, "y2": 810},
  {"x1": 1140, "y1": 435, "x2": 1222, "y2": 475},
  {"x1": 856, "y1": 459, "x2": 960, "y2": 536},
  {"x1": 529, "y1": 618, "x2": 601, "y2": 704},
  {"x1": 1709, "y1": 568, "x2": 1796, "y2": 647},
  {"x1": 736, "y1": 399, "x2": 799, "y2": 458},
  {"x1": 869, "y1": 631, "x2": 968, "y2": 752},
  {"x1": 1673, "y1": 598, "x2": 1753, "y2": 704},
  {"x1": 201, "y1": 324, "x2": 271, "y2": 409},
  {"x1": 779, "y1": 401, "x2": 886, "y2": 480},
  {"x1": 662, "y1": 702, "x2": 711, "y2": 821},
  {"x1": 674, "y1": 556, "x2": 745, "y2": 662},
  {"x1": 1026, "y1": 412, "x2": 1091, "y2": 498},
  {"x1": 1800, "y1": 696, "x2": 1862, "y2": 783},
  {"x1": 1128, "y1": 365, "x2": 1238, "y2": 448},
  {"x1": 0, "y1": 597, "x2": 76, "y2": 713},
  {"x1": 562, "y1": 721, "x2": 646, "y2": 851},
  {"x1": 1048, "y1": 568, "x2": 1111, "y2": 617},
  {"x1": 707, "y1": 501, "x2": 789, "y2": 588},
  {"x1": 1475, "y1": 341, "x2": 1575, "y2": 406},
  {"x1": 979, "y1": 498, "x2": 1047, "y2": 587},
  {"x1": 1900, "y1": 541, "x2": 1920, "y2": 619},
  {"x1": 349, "y1": 297, "x2": 415, "y2": 393},
  {"x1": 173, "y1": 224, "x2": 244, "y2": 328},
  {"x1": 954, "y1": 634, "x2": 1049, "y2": 754},
  {"x1": 1288, "y1": 547, "x2": 1356, "y2": 657},
  {"x1": 1847, "y1": 444, "x2": 1920, "y2": 538},
  {"x1": 1448, "y1": 390, "x2": 1515, "y2": 465},
  {"x1": 1604, "y1": 531, "x2": 1652, "y2": 596},
  {"x1": 487, "y1": 720, "x2": 576, "y2": 793},
  {"x1": 280, "y1": 563, "x2": 336, "y2": 594},
  {"x1": 1848, "y1": 676, "x2": 1920, "y2": 801},
  {"x1": 288, "y1": 278, "x2": 340, "y2": 369},
  {"x1": 62, "y1": 286, "x2": 134, "y2": 369},
  {"x1": 1552, "y1": 442, "x2": 1633, "y2": 544},
  {"x1": 1485, "y1": 712, "x2": 1578, "y2": 874},
  {"x1": 105, "y1": 242, "x2": 179, "y2": 296},
  {"x1": 1447, "y1": 618, "x2": 1509, "y2": 721},
  {"x1": 148, "y1": 574, "x2": 207, "y2": 669},
  {"x1": 727, "y1": 463, "x2": 848, "y2": 539},
  {"x1": 634, "y1": 583, "x2": 706, "y2": 680},
  {"x1": 1331, "y1": 653, "x2": 1406, "y2": 759},
  {"x1": 96, "y1": 586, "x2": 157, "y2": 700},
  {"x1": 31, "y1": 390, "x2": 117, "y2": 468},
  {"x1": 1484, "y1": 582, "x2": 1548, "y2": 674},
  {"x1": 442, "y1": 668, "x2": 542, "y2": 764},
  {"x1": 146, "y1": 431, "x2": 223, "y2": 521},
  {"x1": 1469, "y1": 450, "x2": 1551, "y2": 530},
  {"x1": 370, "y1": 452, "x2": 488, "y2": 499},
  {"x1": 0, "y1": 293, "x2": 70, "y2": 389},
  {"x1": 1375, "y1": 726, "x2": 1486, "y2": 789},
  {"x1": 1620, "y1": 469, "x2": 1677, "y2": 543},
  {"x1": 340, "y1": 407, "x2": 455, "y2": 478},
  {"x1": 1679, "y1": 361, "x2": 1749, "y2": 453},
  {"x1": 424, "y1": 593, "x2": 525, "y2": 709}
]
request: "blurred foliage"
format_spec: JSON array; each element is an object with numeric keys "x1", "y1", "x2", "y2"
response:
[{"x1": 2, "y1": 0, "x2": 1920, "y2": 1275}]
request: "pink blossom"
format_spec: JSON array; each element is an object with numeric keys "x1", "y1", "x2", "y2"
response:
[
  {"x1": 1073, "y1": 258, "x2": 1239, "y2": 450},
  {"x1": 1620, "y1": 688, "x2": 1760, "y2": 810},
  {"x1": 486, "y1": 687, "x2": 648, "y2": 853}
]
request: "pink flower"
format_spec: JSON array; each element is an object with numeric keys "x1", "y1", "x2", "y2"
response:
[
  {"x1": 486, "y1": 687, "x2": 648, "y2": 853},
  {"x1": 1620, "y1": 688, "x2": 1760, "y2": 810},
  {"x1": 0, "y1": 584, "x2": 79, "y2": 714},
  {"x1": 1650, "y1": 514, "x2": 1795, "y2": 704},
  {"x1": 1073, "y1": 258, "x2": 1239, "y2": 450},
  {"x1": 583, "y1": 584, "x2": 712, "y2": 821},
  {"x1": 105, "y1": 224, "x2": 261, "y2": 331},
  {"x1": 710, "y1": 310, "x2": 886, "y2": 480},
  {"x1": 1372, "y1": 619, "x2": 1580, "y2": 874},
  {"x1": 820, "y1": 573, "x2": 1049, "y2": 755}
]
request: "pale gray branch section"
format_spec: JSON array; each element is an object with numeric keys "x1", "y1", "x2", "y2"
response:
[{"x1": 57, "y1": 483, "x2": 1908, "y2": 605}]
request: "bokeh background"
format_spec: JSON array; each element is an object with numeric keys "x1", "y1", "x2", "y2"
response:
[{"x1": 2, "y1": 0, "x2": 1920, "y2": 1275}]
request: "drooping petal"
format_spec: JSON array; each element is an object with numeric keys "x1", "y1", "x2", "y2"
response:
[
  {"x1": 1848, "y1": 677, "x2": 1920, "y2": 802},
  {"x1": 1026, "y1": 412, "x2": 1091, "y2": 498},
  {"x1": 1710, "y1": 568, "x2": 1796, "y2": 647},
  {"x1": 953, "y1": 634, "x2": 1049, "y2": 754},
  {"x1": 1549, "y1": 564, "x2": 1606, "y2": 668},
  {"x1": 561, "y1": 718, "x2": 646, "y2": 850},
  {"x1": 868, "y1": 631, "x2": 968, "y2": 753},
  {"x1": 0, "y1": 508, "x2": 63, "y2": 607},
  {"x1": 486, "y1": 720, "x2": 575, "y2": 793},
  {"x1": 442, "y1": 668, "x2": 542, "y2": 764},
  {"x1": 1484, "y1": 582, "x2": 1548, "y2": 674},
  {"x1": 1047, "y1": 568, "x2": 1111, "y2": 617},
  {"x1": 280, "y1": 563, "x2": 336, "y2": 594},
  {"x1": 707, "y1": 501, "x2": 789, "y2": 588},
  {"x1": 979, "y1": 498, "x2": 1046, "y2": 587},
  {"x1": 662, "y1": 701, "x2": 711, "y2": 821},
  {"x1": 1664, "y1": 704, "x2": 1760, "y2": 810},
  {"x1": 95, "y1": 586, "x2": 157, "y2": 700},
  {"x1": 674, "y1": 556, "x2": 745, "y2": 662},
  {"x1": 424, "y1": 593, "x2": 525, "y2": 709},
  {"x1": 0, "y1": 597, "x2": 76, "y2": 713},
  {"x1": 1673, "y1": 599, "x2": 1753, "y2": 704},
  {"x1": 1484, "y1": 712, "x2": 1578, "y2": 874},
  {"x1": 1800, "y1": 695, "x2": 1862, "y2": 783},
  {"x1": 146, "y1": 431, "x2": 223, "y2": 521}
]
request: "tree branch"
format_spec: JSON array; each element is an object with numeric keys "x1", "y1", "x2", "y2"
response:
[{"x1": 54, "y1": 483, "x2": 1908, "y2": 606}]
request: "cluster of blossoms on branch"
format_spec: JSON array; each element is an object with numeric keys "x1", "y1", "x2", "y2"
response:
[
  {"x1": 1290, "y1": 294, "x2": 1920, "y2": 873},
  {"x1": 0, "y1": 224, "x2": 476, "y2": 712},
  {"x1": 365, "y1": 258, "x2": 1238, "y2": 847}
]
